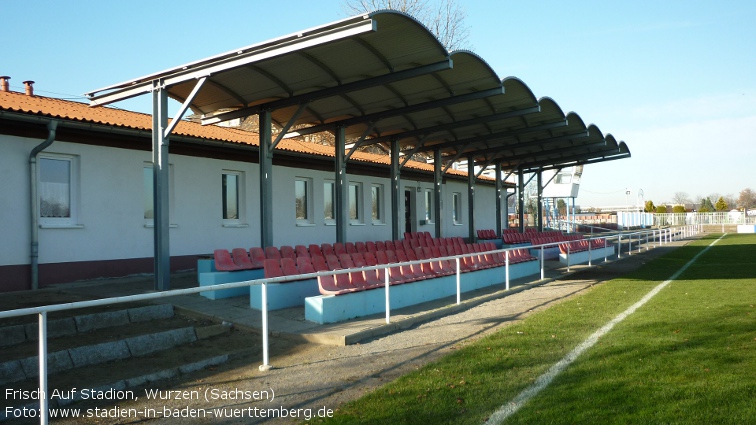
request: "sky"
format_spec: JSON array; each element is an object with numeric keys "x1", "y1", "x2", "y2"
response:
[{"x1": 3, "y1": 0, "x2": 755, "y2": 208}]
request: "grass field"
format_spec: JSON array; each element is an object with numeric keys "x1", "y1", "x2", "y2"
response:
[{"x1": 314, "y1": 233, "x2": 756, "y2": 424}]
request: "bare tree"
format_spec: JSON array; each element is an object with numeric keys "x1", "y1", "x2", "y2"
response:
[
  {"x1": 342, "y1": 0, "x2": 471, "y2": 51},
  {"x1": 672, "y1": 191, "x2": 690, "y2": 205},
  {"x1": 738, "y1": 188, "x2": 755, "y2": 210}
]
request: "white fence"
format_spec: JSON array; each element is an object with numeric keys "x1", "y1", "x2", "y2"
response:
[{"x1": 655, "y1": 211, "x2": 756, "y2": 227}]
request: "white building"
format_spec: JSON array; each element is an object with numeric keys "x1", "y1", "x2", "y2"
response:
[{"x1": 0, "y1": 87, "x2": 499, "y2": 292}]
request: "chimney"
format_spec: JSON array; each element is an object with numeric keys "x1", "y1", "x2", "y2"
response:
[
  {"x1": 0, "y1": 76, "x2": 9, "y2": 92},
  {"x1": 23, "y1": 80, "x2": 35, "y2": 96}
]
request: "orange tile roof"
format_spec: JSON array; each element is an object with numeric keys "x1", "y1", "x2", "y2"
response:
[{"x1": 0, "y1": 90, "x2": 489, "y2": 181}]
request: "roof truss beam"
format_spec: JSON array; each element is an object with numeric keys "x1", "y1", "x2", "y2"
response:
[
  {"x1": 88, "y1": 19, "x2": 378, "y2": 108},
  {"x1": 201, "y1": 59, "x2": 453, "y2": 125},
  {"x1": 285, "y1": 86, "x2": 505, "y2": 137}
]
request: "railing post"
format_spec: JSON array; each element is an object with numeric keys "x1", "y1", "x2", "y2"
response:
[
  {"x1": 604, "y1": 237, "x2": 609, "y2": 262},
  {"x1": 39, "y1": 311, "x2": 48, "y2": 425},
  {"x1": 618, "y1": 234, "x2": 622, "y2": 259},
  {"x1": 540, "y1": 245, "x2": 545, "y2": 280},
  {"x1": 259, "y1": 283, "x2": 271, "y2": 371},
  {"x1": 505, "y1": 250, "x2": 510, "y2": 290},
  {"x1": 588, "y1": 239, "x2": 592, "y2": 267},
  {"x1": 385, "y1": 267, "x2": 391, "y2": 322},
  {"x1": 455, "y1": 257, "x2": 461, "y2": 304},
  {"x1": 638, "y1": 233, "x2": 641, "y2": 253},
  {"x1": 566, "y1": 243, "x2": 571, "y2": 273}
]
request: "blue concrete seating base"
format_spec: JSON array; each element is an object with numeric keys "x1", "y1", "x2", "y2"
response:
[
  {"x1": 529, "y1": 246, "x2": 560, "y2": 260},
  {"x1": 558, "y1": 246, "x2": 615, "y2": 266},
  {"x1": 198, "y1": 259, "x2": 263, "y2": 300},
  {"x1": 305, "y1": 260, "x2": 540, "y2": 324},
  {"x1": 249, "y1": 278, "x2": 321, "y2": 310}
]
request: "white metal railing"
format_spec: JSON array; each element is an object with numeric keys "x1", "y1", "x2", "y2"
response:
[
  {"x1": 654, "y1": 212, "x2": 756, "y2": 227},
  {"x1": 0, "y1": 225, "x2": 700, "y2": 424}
]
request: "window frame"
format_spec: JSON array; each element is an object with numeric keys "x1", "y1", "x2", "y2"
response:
[
  {"x1": 349, "y1": 182, "x2": 363, "y2": 224},
  {"x1": 324, "y1": 180, "x2": 335, "y2": 225},
  {"x1": 38, "y1": 153, "x2": 80, "y2": 228},
  {"x1": 452, "y1": 192, "x2": 463, "y2": 225},
  {"x1": 295, "y1": 177, "x2": 314, "y2": 225},
  {"x1": 371, "y1": 183, "x2": 384, "y2": 225},
  {"x1": 424, "y1": 189, "x2": 434, "y2": 224},
  {"x1": 221, "y1": 170, "x2": 246, "y2": 227}
]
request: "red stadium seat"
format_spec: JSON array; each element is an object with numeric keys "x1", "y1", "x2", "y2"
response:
[{"x1": 214, "y1": 249, "x2": 244, "y2": 271}]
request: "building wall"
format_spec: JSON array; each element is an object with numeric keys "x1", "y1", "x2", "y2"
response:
[{"x1": 1, "y1": 130, "x2": 500, "y2": 291}]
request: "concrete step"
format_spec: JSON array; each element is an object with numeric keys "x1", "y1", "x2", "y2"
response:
[
  {"x1": 0, "y1": 310, "x2": 232, "y2": 386},
  {"x1": 0, "y1": 324, "x2": 258, "y2": 422},
  {"x1": 0, "y1": 304, "x2": 174, "y2": 348}
]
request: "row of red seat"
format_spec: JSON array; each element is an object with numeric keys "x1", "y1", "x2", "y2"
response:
[
  {"x1": 530, "y1": 233, "x2": 584, "y2": 246},
  {"x1": 503, "y1": 230, "x2": 564, "y2": 245},
  {"x1": 214, "y1": 237, "x2": 468, "y2": 272},
  {"x1": 262, "y1": 242, "x2": 537, "y2": 295},
  {"x1": 558, "y1": 239, "x2": 607, "y2": 254},
  {"x1": 476, "y1": 229, "x2": 498, "y2": 239}
]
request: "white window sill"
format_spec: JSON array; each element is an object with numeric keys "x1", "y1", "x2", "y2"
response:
[
  {"x1": 296, "y1": 222, "x2": 316, "y2": 227},
  {"x1": 453, "y1": 223, "x2": 464, "y2": 226},
  {"x1": 222, "y1": 223, "x2": 249, "y2": 228},
  {"x1": 144, "y1": 223, "x2": 178, "y2": 228},
  {"x1": 372, "y1": 222, "x2": 386, "y2": 226},
  {"x1": 39, "y1": 224, "x2": 84, "y2": 229},
  {"x1": 350, "y1": 222, "x2": 366, "y2": 226},
  {"x1": 324, "y1": 222, "x2": 336, "y2": 226}
]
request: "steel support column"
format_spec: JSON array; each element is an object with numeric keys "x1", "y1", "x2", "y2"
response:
[
  {"x1": 518, "y1": 171, "x2": 525, "y2": 232},
  {"x1": 537, "y1": 172, "x2": 544, "y2": 232},
  {"x1": 390, "y1": 138, "x2": 401, "y2": 241},
  {"x1": 259, "y1": 110, "x2": 274, "y2": 248},
  {"x1": 152, "y1": 82, "x2": 170, "y2": 291},
  {"x1": 495, "y1": 162, "x2": 502, "y2": 237},
  {"x1": 467, "y1": 154, "x2": 476, "y2": 242},
  {"x1": 335, "y1": 127, "x2": 348, "y2": 243},
  {"x1": 434, "y1": 148, "x2": 443, "y2": 238}
]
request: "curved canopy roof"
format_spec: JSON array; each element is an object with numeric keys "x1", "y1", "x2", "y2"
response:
[{"x1": 87, "y1": 10, "x2": 629, "y2": 174}]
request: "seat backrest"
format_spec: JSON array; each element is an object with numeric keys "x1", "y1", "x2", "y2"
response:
[
  {"x1": 351, "y1": 252, "x2": 367, "y2": 268},
  {"x1": 214, "y1": 249, "x2": 240, "y2": 271},
  {"x1": 365, "y1": 241, "x2": 377, "y2": 252},
  {"x1": 265, "y1": 246, "x2": 281, "y2": 260},
  {"x1": 311, "y1": 255, "x2": 329, "y2": 272},
  {"x1": 385, "y1": 240, "x2": 396, "y2": 251},
  {"x1": 355, "y1": 241, "x2": 367, "y2": 253},
  {"x1": 325, "y1": 254, "x2": 342, "y2": 270},
  {"x1": 321, "y1": 243, "x2": 335, "y2": 256},
  {"x1": 308, "y1": 244, "x2": 323, "y2": 257},
  {"x1": 296, "y1": 256, "x2": 316, "y2": 274},
  {"x1": 375, "y1": 241, "x2": 386, "y2": 251},
  {"x1": 333, "y1": 242, "x2": 347, "y2": 256},
  {"x1": 281, "y1": 257, "x2": 299, "y2": 276},
  {"x1": 363, "y1": 252, "x2": 379, "y2": 267},
  {"x1": 395, "y1": 249, "x2": 409, "y2": 262},
  {"x1": 294, "y1": 245, "x2": 309, "y2": 258},
  {"x1": 385, "y1": 250, "x2": 398, "y2": 263},
  {"x1": 374, "y1": 250, "x2": 389, "y2": 265},
  {"x1": 232, "y1": 248, "x2": 253, "y2": 269},
  {"x1": 263, "y1": 258, "x2": 283, "y2": 278},
  {"x1": 249, "y1": 247, "x2": 266, "y2": 268},
  {"x1": 345, "y1": 242, "x2": 357, "y2": 254},
  {"x1": 338, "y1": 253, "x2": 355, "y2": 269},
  {"x1": 280, "y1": 245, "x2": 296, "y2": 260}
]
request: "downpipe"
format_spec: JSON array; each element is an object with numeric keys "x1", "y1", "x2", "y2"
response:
[{"x1": 29, "y1": 120, "x2": 59, "y2": 290}]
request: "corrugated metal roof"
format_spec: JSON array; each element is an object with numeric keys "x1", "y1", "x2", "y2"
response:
[{"x1": 87, "y1": 10, "x2": 629, "y2": 173}]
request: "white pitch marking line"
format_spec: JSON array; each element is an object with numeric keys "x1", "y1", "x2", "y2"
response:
[{"x1": 484, "y1": 234, "x2": 726, "y2": 425}]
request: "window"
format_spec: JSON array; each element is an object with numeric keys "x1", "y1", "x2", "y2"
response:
[
  {"x1": 453, "y1": 192, "x2": 462, "y2": 224},
  {"x1": 324, "y1": 181, "x2": 335, "y2": 223},
  {"x1": 371, "y1": 184, "x2": 383, "y2": 224},
  {"x1": 143, "y1": 164, "x2": 174, "y2": 226},
  {"x1": 222, "y1": 173, "x2": 239, "y2": 219},
  {"x1": 424, "y1": 189, "x2": 433, "y2": 223},
  {"x1": 222, "y1": 171, "x2": 245, "y2": 225},
  {"x1": 349, "y1": 182, "x2": 362, "y2": 223},
  {"x1": 39, "y1": 154, "x2": 79, "y2": 226},
  {"x1": 295, "y1": 178, "x2": 313, "y2": 224}
]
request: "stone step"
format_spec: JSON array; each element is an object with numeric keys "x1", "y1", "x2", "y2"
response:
[{"x1": 0, "y1": 304, "x2": 174, "y2": 348}]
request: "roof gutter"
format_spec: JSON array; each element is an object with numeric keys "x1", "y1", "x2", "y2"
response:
[{"x1": 29, "y1": 119, "x2": 59, "y2": 290}]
